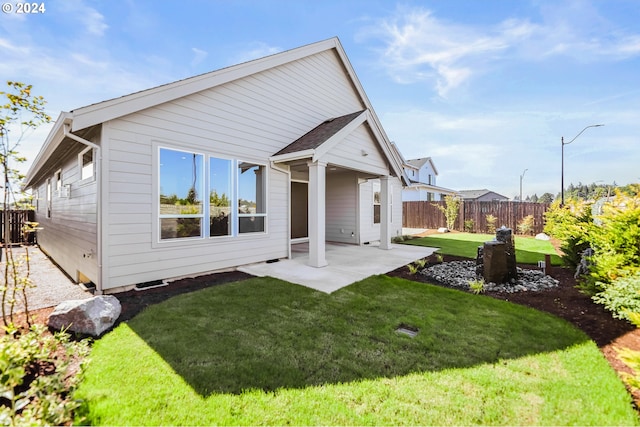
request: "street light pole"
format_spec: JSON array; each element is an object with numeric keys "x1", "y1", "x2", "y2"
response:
[
  {"x1": 561, "y1": 124, "x2": 604, "y2": 205},
  {"x1": 519, "y1": 168, "x2": 528, "y2": 202}
]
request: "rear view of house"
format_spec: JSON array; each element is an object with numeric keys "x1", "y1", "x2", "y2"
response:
[{"x1": 24, "y1": 37, "x2": 407, "y2": 294}]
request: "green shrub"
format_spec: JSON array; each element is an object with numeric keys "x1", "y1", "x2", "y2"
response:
[
  {"x1": 517, "y1": 215, "x2": 535, "y2": 235},
  {"x1": 583, "y1": 193, "x2": 640, "y2": 293},
  {"x1": 464, "y1": 219, "x2": 475, "y2": 233},
  {"x1": 592, "y1": 271, "x2": 640, "y2": 320},
  {"x1": 407, "y1": 264, "x2": 419, "y2": 275},
  {"x1": 616, "y1": 311, "x2": 640, "y2": 391},
  {"x1": 468, "y1": 278, "x2": 485, "y2": 294},
  {"x1": 434, "y1": 196, "x2": 461, "y2": 230},
  {"x1": 485, "y1": 214, "x2": 497, "y2": 234},
  {"x1": 544, "y1": 200, "x2": 592, "y2": 269},
  {"x1": 0, "y1": 325, "x2": 90, "y2": 426}
]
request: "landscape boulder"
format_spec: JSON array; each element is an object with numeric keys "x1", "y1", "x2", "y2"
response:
[{"x1": 48, "y1": 295, "x2": 121, "y2": 336}]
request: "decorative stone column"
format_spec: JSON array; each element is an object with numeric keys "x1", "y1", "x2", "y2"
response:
[{"x1": 496, "y1": 226, "x2": 517, "y2": 282}]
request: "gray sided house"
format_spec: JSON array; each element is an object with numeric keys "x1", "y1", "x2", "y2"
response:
[
  {"x1": 24, "y1": 37, "x2": 407, "y2": 294},
  {"x1": 401, "y1": 157, "x2": 458, "y2": 202}
]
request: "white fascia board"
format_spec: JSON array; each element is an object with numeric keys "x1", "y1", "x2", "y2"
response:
[
  {"x1": 24, "y1": 112, "x2": 72, "y2": 188},
  {"x1": 312, "y1": 111, "x2": 367, "y2": 162},
  {"x1": 71, "y1": 38, "x2": 341, "y2": 131},
  {"x1": 408, "y1": 182, "x2": 459, "y2": 195},
  {"x1": 269, "y1": 149, "x2": 316, "y2": 163},
  {"x1": 360, "y1": 111, "x2": 408, "y2": 184}
]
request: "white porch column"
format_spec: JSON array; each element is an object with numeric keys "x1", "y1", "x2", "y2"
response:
[
  {"x1": 379, "y1": 175, "x2": 392, "y2": 250},
  {"x1": 308, "y1": 161, "x2": 328, "y2": 267}
]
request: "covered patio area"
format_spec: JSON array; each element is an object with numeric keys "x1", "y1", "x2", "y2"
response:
[{"x1": 238, "y1": 242, "x2": 437, "y2": 293}]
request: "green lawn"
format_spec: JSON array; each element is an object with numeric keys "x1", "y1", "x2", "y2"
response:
[
  {"x1": 402, "y1": 232, "x2": 563, "y2": 265},
  {"x1": 75, "y1": 276, "x2": 637, "y2": 425}
]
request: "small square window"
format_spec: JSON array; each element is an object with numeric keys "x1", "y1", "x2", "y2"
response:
[{"x1": 80, "y1": 148, "x2": 94, "y2": 181}]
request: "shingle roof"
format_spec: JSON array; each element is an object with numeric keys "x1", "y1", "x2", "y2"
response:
[
  {"x1": 273, "y1": 110, "x2": 365, "y2": 156},
  {"x1": 406, "y1": 157, "x2": 432, "y2": 168}
]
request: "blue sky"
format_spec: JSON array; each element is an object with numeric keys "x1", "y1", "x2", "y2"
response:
[{"x1": 1, "y1": 0, "x2": 638, "y2": 199}]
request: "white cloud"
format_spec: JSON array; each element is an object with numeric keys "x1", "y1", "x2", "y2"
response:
[
  {"x1": 360, "y1": 4, "x2": 640, "y2": 98},
  {"x1": 60, "y1": 0, "x2": 109, "y2": 37},
  {"x1": 191, "y1": 48, "x2": 208, "y2": 67},
  {"x1": 232, "y1": 42, "x2": 282, "y2": 65}
]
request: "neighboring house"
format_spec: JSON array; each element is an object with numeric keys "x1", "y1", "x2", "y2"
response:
[
  {"x1": 458, "y1": 189, "x2": 509, "y2": 202},
  {"x1": 24, "y1": 37, "x2": 407, "y2": 294},
  {"x1": 402, "y1": 157, "x2": 457, "y2": 201}
]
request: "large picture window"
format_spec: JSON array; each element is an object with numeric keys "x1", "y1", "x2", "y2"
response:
[
  {"x1": 158, "y1": 147, "x2": 266, "y2": 241},
  {"x1": 159, "y1": 148, "x2": 204, "y2": 240}
]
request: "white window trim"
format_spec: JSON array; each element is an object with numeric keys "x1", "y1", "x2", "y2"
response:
[
  {"x1": 54, "y1": 170, "x2": 62, "y2": 197},
  {"x1": 79, "y1": 147, "x2": 95, "y2": 182},
  {"x1": 154, "y1": 144, "x2": 269, "y2": 245}
]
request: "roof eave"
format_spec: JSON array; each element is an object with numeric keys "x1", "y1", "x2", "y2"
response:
[
  {"x1": 269, "y1": 149, "x2": 316, "y2": 164},
  {"x1": 24, "y1": 112, "x2": 72, "y2": 188}
]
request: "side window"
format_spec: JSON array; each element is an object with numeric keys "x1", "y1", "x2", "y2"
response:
[
  {"x1": 159, "y1": 148, "x2": 204, "y2": 240},
  {"x1": 373, "y1": 181, "x2": 381, "y2": 224},
  {"x1": 46, "y1": 178, "x2": 52, "y2": 218},
  {"x1": 80, "y1": 147, "x2": 94, "y2": 181},
  {"x1": 238, "y1": 161, "x2": 266, "y2": 233},
  {"x1": 54, "y1": 170, "x2": 62, "y2": 196},
  {"x1": 209, "y1": 157, "x2": 232, "y2": 237}
]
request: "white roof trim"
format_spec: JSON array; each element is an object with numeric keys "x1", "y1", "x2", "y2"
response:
[
  {"x1": 24, "y1": 112, "x2": 72, "y2": 187},
  {"x1": 312, "y1": 111, "x2": 367, "y2": 161},
  {"x1": 269, "y1": 149, "x2": 316, "y2": 163}
]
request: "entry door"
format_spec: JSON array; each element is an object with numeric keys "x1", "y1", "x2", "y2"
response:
[{"x1": 291, "y1": 181, "x2": 308, "y2": 239}]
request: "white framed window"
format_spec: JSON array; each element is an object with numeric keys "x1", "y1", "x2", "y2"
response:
[
  {"x1": 79, "y1": 147, "x2": 95, "y2": 181},
  {"x1": 238, "y1": 161, "x2": 266, "y2": 234},
  {"x1": 54, "y1": 170, "x2": 62, "y2": 196},
  {"x1": 157, "y1": 146, "x2": 267, "y2": 241},
  {"x1": 373, "y1": 181, "x2": 381, "y2": 224},
  {"x1": 159, "y1": 148, "x2": 204, "y2": 240},
  {"x1": 46, "y1": 178, "x2": 52, "y2": 218}
]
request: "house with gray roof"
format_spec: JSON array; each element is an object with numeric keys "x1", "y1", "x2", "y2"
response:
[
  {"x1": 24, "y1": 37, "x2": 407, "y2": 294},
  {"x1": 458, "y1": 189, "x2": 509, "y2": 202},
  {"x1": 402, "y1": 157, "x2": 458, "y2": 201}
]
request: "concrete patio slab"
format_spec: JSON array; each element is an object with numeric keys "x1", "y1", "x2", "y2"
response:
[{"x1": 238, "y1": 242, "x2": 437, "y2": 293}]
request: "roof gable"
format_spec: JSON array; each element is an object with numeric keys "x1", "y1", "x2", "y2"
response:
[
  {"x1": 273, "y1": 110, "x2": 365, "y2": 157},
  {"x1": 26, "y1": 37, "x2": 406, "y2": 187},
  {"x1": 70, "y1": 37, "x2": 365, "y2": 132}
]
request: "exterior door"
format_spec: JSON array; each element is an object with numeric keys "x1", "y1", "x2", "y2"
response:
[{"x1": 291, "y1": 181, "x2": 308, "y2": 239}]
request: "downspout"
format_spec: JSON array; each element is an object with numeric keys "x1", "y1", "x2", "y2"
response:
[
  {"x1": 270, "y1": 161, "x2": 292, "y2": 260},
  {"x1": 63, "y1": 123, "x2": 103, "y2": 295}
]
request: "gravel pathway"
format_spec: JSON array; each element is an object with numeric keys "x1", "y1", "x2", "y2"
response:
[{"x1": 1, "y1": 245, "x2": 93, "y2": 314}]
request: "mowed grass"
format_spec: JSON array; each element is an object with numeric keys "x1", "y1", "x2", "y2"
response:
[
  {"x1": 75, "y1": 276, "x2": 638, "y2": 426},
  {"x1": 402, "y1": 232, "x2": 563, "y2": 265}
]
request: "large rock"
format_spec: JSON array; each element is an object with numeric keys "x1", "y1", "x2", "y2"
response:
[
  {"x1": 483, "y1": 241, "x2": 509, "y2": 283},
  {"x1": 48, "y1": 295, "x2": 121, "y2": 336}
]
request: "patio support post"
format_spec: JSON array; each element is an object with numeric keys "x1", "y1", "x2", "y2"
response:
[
  {"x1": 308, "y1": 161, "x2": 328, "y2": 267},
  {"x1": 379, "y1": 175, "x2": 392, "y2": 250}
]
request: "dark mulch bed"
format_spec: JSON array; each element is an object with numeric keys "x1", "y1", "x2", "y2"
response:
[
  {"x1": 386, "y1": 254, "x2": 635, "y2": 347},
  {"x1": 114, "y1": 270, "x2": 254, "y2": 324}
]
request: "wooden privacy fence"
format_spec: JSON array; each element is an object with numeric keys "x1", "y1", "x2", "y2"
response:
[
  {"x1": 403, "y1": 201, "x2": 551, "y2": 235},
  {"x1": 0, "y1": 210, "x2": 36, "y2": 245}
]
